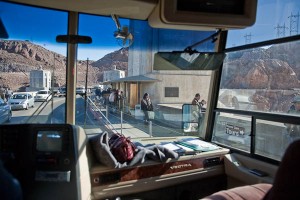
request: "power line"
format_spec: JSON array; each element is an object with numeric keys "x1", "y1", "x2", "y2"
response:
[
  {"x1": 288, "y1": 12, "x2": 299, "y2": 36},
  {"x1": 244, "y1": 33, "x2": 252, "y2": 44},
  {"x1": 274, "y1": 23, "x2": 288, "y2": 38}
]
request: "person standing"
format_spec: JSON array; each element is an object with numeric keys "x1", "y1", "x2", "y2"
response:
[
  {"x1": 108, "y1": 89, "x2": 116, "y2": 106},
  {"x1": 190, "y1": 93, "x2": 206, "y2": 131},
  {"x1": 192, "y1": 93, "x2": 206, "y2": 107},
  {"x1": 286, "y1": 95, "x2": 300, "y2": 137},
  {"x1": 192, "y1": 93, "x2": 206, "y2": 114},
  {"x1": 141, "y1": 93, "x2": 153, "y2": 124}
]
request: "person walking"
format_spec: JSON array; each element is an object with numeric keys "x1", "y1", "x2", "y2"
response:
[{"x1": 141, "y1": 93, "x2": 153, "y2": 124}]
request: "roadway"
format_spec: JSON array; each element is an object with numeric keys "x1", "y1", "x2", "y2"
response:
[{"x1": 7, "y1": 95, "x2": 184, "y2": 138}]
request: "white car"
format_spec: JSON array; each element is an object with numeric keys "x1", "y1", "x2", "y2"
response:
[
  {"x1": 34, "y1": 90, "x2": 52, "y2": 102},
  {"x1": 76, "y1": 87, "x2": 86, "y2": 95},
  {"x1": 8, "y1": 92, "x2": 35, "y2": 110}
]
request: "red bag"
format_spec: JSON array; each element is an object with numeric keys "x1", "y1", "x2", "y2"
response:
[{"x1": 109, "y1": 133, "x2": 136, "y2": 163}]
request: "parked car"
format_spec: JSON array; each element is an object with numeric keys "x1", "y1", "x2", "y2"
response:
[
  {"x1": 51, "y1": 88, "x2": 60, "y2": 97},
  {"x1": 76, "y1": 87, "x2": 86, "y2": 95},
  {"x1": 8, "y1": 92, "x2": 35, "y2": 110},
  {"x1": 0, "y1": 97, "x2": 12, "y2": 123},
  {"x1": 34, "y1": 90, "x2": 52, "y2": 102},
  {"x1": 58, "y1": 87, "x2": 66, "y2": 97}
]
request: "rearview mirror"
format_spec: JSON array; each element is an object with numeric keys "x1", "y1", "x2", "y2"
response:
[{"x1": 56, "y1": 35, "x2": 92, "y2": 44}]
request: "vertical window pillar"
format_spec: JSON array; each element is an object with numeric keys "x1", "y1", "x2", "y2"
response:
[{"x1": 66, "y1": 11, "x2": 78, "y2": 124}]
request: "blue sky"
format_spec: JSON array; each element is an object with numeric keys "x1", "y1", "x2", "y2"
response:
[
  {"x1": 0, "y1": 0, "x2": 299, "y2": 59},
  {"x1": 0, "y1": 1, "x2": 128, "y2": 60},
  {"x1": 227, "y1": 0, "x2": 300, "y2": 47}
]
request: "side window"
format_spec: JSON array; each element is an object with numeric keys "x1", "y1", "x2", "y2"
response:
[{"x1": 212, "y1": 0, "x2": 300, "y2": 161}]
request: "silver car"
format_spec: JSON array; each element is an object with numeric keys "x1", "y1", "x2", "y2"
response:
[
  {"x1": 8, "y1": 93, "x2": 35, "y2": 110},
  {"x1": 34, "y1": 90, "x2": 52, "y2": 102}
]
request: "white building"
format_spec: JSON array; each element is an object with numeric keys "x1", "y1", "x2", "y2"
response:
[
  {"x1": 27, "y1": 69, "x2": 51, "y2": 91},
  {"x1": 103, "y1": 66, "x2": 125, "y2": 82}
]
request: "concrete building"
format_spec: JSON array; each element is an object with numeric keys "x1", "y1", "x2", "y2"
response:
[
  {"x1": 27, "y1": 69, "x2": 51, "y2": 92},
  {"x1": 110, "y1": 20, "x2": 214, "y2": 112},
  {"x1": 103, "y1": 66, "x2": 125, "y2": 82}
]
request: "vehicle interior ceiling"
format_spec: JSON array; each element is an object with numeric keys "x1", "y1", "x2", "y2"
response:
[
  {"x1": 2, "y1": 0, "x2": 298, "y2": 200},
  {"x1": 9, "y1": 0, "x2": 158, "y2": 21}
]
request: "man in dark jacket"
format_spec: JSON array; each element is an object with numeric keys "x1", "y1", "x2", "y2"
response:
[{"x1": 141, "y1": 93, "x2": 153, "y2": 124}]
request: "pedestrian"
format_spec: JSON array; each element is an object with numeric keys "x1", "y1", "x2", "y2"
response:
[
  {"x1": 285, "y1": 95, "x2": 300, "y2": 137},
  {"x1": 191, "y1": 93, "x2": 206, "y2": 130},
  {"x1": 192, "y1": 93, "x2": 206, "y2": 108},
  {"x1": 118, "y1": 91, "x2": 124, "y2": 110},
  {"x1": 281, "y1": 95, "x2": 300, "y2": 151},
  {"x1": 141, "y1": 93, "x2": 153, "y2": 124}
]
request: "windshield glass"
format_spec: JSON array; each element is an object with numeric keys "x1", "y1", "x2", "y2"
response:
[
  {"x1": 37, "y1": 91, "x2": 48, "y2": 94},
  {"x1": 0, "y1": 1, "x2": 67, "y2": 124},
  {"x1": 76, "y1": 14, "x2": 216, "y2": 138},
  {"x1": 0, "y1": 2, "x2": 216, "y2": 141},
  {"x1": 12, "y1": 94, "x2": 26, "y2": 99}
]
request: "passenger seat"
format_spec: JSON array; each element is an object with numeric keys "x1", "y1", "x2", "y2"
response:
[{"x1": 202, "y1": 139, "x2": 300, "y2": 200}]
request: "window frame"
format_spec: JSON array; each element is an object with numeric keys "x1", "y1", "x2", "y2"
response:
[{"x1": 209, "y1": 34, "x2": 300, "y2": 164}]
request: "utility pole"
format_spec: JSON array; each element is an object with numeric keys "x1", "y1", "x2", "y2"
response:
[
  {"x1": 288, "y1": 12, "x2": 299, "y2": 36},
  {"x1": 244, "y1": 33, "x2": 252, "y2": 44},
  {"x1": 274, "y1": 23, "x2": 288, "y2": 38}
]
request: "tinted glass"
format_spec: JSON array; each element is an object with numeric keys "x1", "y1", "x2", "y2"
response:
[{"x1": 0, "y1": 2, "x2": 67, "y2": 124}]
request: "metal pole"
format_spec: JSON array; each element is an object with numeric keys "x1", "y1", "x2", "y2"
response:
[
  {"x1": 121, "y1": 111, "x2": 123, "y2": 134},
  {"x1": 106, "y1": 104, "x2": 109, "y2": 119},
  {"x1": 149, "y1": 121, "x2": 152, "y2": 137},
  {"x1": 84, "y1": 58, "x2": 89, "y2": 128}
]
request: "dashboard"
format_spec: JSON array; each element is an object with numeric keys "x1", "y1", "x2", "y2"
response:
[
  {"x1": 89, "y1": 136, "x2": 230, "y2": 199},
  {"x1": 0, "y1": 124, "x2": 90, "y2": 200}
]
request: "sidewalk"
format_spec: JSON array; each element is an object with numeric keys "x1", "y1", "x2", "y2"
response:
[{"x1": 87, "y1": 104, "x2": 183, "y2": 138}]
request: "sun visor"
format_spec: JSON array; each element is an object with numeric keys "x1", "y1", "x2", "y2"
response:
[{"x1": 153, "y1": 52, "x2": 226, "y2": 71}]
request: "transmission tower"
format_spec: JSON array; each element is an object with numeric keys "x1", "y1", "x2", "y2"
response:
[
  {"x1": 274, "y1": 23, "x2": 288, "y2": 38},
  {"x1": 244, "y1": 33, "x2": 252, "y2": 44},
  {"x1": 288, "y1": 12, "x2": 299, "y2": 36}
]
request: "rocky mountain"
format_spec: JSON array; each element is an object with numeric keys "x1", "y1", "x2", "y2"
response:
[
  {"x1": 221, "y1": 41, "x2": 300, "y2": 112},
  {"x1": 221, "y1": 41, "x2": 300, "y2": 89},
  {"x1": 0, "y1": 40, "x2": 128, "y2": 91},
  {"x1": 91, "y1": 48, "x2": 128, "y2": 81}
]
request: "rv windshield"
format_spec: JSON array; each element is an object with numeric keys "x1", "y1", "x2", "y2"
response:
[{"x1": 1, "y1": 1, "x2": 216, "y2": 140}]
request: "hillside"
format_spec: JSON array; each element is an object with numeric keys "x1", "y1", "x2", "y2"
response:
[
  {"x1": 221, "y1": 41, "x2": 300, "y2": 89},
  {"x1": 0, "y1": 40, "x2": 128, "y2": 91}
]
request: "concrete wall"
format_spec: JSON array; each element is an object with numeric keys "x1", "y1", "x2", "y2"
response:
[
  {"x1": 29, "y1": 69, "x2": 51, "y2": 91},
  {"x1": 103, "y1": 69, "x2": 125, "y2": 82}
]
